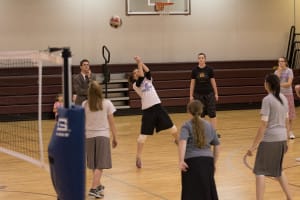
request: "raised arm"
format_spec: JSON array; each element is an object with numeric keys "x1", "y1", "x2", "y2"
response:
[
  {"x1": 142, "y1": 63, "x2": 150, "y2": 73},
  {"x1": 134, "y1": 56, "x2": 144, "y2": 77},
  {"x1": 134, "y1": 56, "x2": 149, "y2": 74}
]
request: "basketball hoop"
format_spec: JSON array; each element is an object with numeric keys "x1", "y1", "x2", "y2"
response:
[{"x1": 154, "y1": 2, "x2": 174, "y2": 15}]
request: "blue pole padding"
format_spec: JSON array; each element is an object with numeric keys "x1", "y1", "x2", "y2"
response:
[{"x1": 48, "y1": 106, "x2": 85, "y2": 200}]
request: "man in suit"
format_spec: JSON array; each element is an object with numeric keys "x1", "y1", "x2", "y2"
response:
[{"x1": 73, "y1": 59, "x2": 96, "y2": 105}]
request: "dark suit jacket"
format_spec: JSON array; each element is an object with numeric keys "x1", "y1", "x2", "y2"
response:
[{"x1": 73, "y1": 73, "x2": 96, "y2": 105}]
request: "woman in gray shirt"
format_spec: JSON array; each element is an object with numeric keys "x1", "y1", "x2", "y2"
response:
[
  {"x1": 247, "y1": 74, "x2": 292, "y2": 200},
  {"x1": 178, "y1": 100, "x2": 220, "y2": 200}
]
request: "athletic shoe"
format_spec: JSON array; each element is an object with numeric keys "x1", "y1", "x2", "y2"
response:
[
  {"x1": 296, "y1": 157, "x2": 300, "y2": 162},
  {"x1": 96, "y1": 185, "x2": 105, "y2": 193},
  {"x1": 89, "y1": 188, "x2": 103, "y2": 199},
  {"x1": 136, "y1": 157, "x2": 142, "y2": 168},
  {"x1": 289, "y1": 132, "x2": 296, "y2": 139}
]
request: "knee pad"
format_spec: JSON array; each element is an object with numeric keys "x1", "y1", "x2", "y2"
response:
[{"x1": 137, "y1": 134, "x2": 147, "y2": 143}]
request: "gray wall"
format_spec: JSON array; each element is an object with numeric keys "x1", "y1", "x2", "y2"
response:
[{"x1": 0, "y1": 0, "x2": 299, "y2": 64}]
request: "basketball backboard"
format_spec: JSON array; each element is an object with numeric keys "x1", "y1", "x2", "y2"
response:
[{"x1": 126, "y1": 0, "x2": 191, "y2": 15}]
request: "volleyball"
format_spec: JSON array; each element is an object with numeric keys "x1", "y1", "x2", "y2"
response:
[{"x1": 109, "y1": 15, "x2": 122, "y2": 28}]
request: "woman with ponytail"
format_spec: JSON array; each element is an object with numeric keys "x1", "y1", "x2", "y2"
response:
[
  {"x1": 178, "y1": 100, "x2": 220, "y2": 200},
  {"x1": 83, "y1": 80, "x2": 118, "y2": 198},
  {"x1": 247, "y1": 74, "x2": 292, "y2": 200}
]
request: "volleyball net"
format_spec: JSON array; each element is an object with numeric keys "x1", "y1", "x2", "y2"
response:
[{"x1": 0, "y1": 50, "x2": 63, "y2": 168}]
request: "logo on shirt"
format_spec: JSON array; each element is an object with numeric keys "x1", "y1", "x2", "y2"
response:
[
  {"x1": 141, "y1": 82, "x2": 152, "y2": 92},
  {"x1": 199, "y1": 72, "x2": 205, "y2": 78}
]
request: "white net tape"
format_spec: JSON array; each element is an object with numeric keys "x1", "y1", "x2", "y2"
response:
[{"x1": 0, "y1": 50, "x2": 63, "y2": 68}]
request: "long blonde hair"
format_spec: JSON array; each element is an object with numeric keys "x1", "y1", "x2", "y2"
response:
[
  {"x1": 88, "y1": 81, "x2": 103, "y2": 111},
  {"x1": 187, "y1": 100, "x2": 206, "y2": 148}
]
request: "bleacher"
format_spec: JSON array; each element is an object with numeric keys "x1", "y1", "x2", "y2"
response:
[{"x1": 1, "y1": 60, "x2": 299, "y2": 117}]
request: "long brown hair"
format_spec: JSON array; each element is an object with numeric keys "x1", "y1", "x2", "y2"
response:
[
  {"x1": 187, "y1": 100, "x2": 206, "y2": 148},
  {"x1": 88, "y1": 81, "x2": 103, "y2": 111}
]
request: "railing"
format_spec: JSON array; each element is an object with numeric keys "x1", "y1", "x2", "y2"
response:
[
  {"x1": 287, "y1": 26, "x2": 300, "y2": 69},
  {"x1": 102, "y1": 45, "x2": 111, "y2": 98},
  {"x1": 291, "y1": 49, "x2": 300, "y2": 69},
  {"x1": 286, "y1": 26, "x2": 295, "y2": 65}
]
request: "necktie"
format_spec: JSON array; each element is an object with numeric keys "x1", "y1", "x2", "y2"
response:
[{"x1": 85, "y1": 75, "x2": 89, "y2": 83}]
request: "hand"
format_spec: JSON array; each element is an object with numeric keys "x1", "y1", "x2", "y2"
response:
[
  {"x1": 179, "y1": 161, "x2": 189, "y2": 172},
  {"x1": 134, "y1": 56, "x2": 142, "y2": 63},
  {"x1": 112, "y1": 139, "x2": 117, "y2": 148},
  {"x1": 246, "y1": 146, "x2": 256, "y2": 156},
  {"x1": 246, "y1": 149, "x2": 253, "y2": 156},
  {"x1": 87, "y1": 69, "x2": 91, "y2": 78},
  {"x1": 189, "y1": 96, "x2": 194, "y2": 102},
  {"x1": 215, "y1": 94, "x2": 219, "y2": 101}
]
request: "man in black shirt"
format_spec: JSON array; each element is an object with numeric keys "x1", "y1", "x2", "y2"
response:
[{"x1": 190, "y1": 53, "x2": 220, "y2": 136}]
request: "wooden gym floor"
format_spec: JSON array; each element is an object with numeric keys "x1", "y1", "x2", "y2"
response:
[{"x1": 0, "y1": 107, "x2": 300, "y2": 200}]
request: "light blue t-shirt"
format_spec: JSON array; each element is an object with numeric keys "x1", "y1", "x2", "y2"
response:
[
  {"x1": 180, "y1": 119, "x2": 220, "y2": 159},
  {"x1": 261, "y1": 93, "x2": 288, "y2": 142}
]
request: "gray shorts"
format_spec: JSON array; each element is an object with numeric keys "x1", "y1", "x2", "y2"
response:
[
  {"x1": 86, "y1": 136, "x2": 112, "y2": 169},
  {"x1": 253, "y1": 141, "x2": 287, "y2": 177}
]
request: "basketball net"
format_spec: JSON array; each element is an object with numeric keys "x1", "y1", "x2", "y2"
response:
[{"x1": 155, "y1": 2, "x2": 174, "y2": 15}]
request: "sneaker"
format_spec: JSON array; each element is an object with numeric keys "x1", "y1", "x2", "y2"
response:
[
  {"x1": 136, "y1": 157, "x2": 142, "y2": 168},
  {"x1": 289, "y1": 132, "x2": 296, "y2": 139},
  {"x1": 296, "y1": 157, "x2": 300, "y2": 162},
  {"x1": 89, "y1": 188, "x2": 103, "y2": 199},
  {"x1": 96, "y1": 185, "x2": 105, "y2": 193}
]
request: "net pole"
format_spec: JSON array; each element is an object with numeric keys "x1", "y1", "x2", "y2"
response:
[
  {"x1": 62, "y1": 48, "x2": 72, "y2": 108},
  {"x1": 37, "y1": 58, "x2": 45, "y2": 168}
]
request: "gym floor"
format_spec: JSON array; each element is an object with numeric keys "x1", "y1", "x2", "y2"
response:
[{"x1": 0, "y1": 107, "x2": 300, "y2": 200}]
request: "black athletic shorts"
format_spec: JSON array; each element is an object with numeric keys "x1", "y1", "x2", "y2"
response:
[
  {"x1": 141, "y1": 104, "x2": 174, "y2": 135},
  {"x1": 194, "y1": 92, "x2": 216, "y2": 118}
]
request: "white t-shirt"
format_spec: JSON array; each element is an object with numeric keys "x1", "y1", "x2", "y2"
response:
[
  {"x1": 82, "y1": 99, "x2": 116, "y2": 138},
  {"x1": 133, "y1": 73, "x2": 161, "y2": 110}
]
